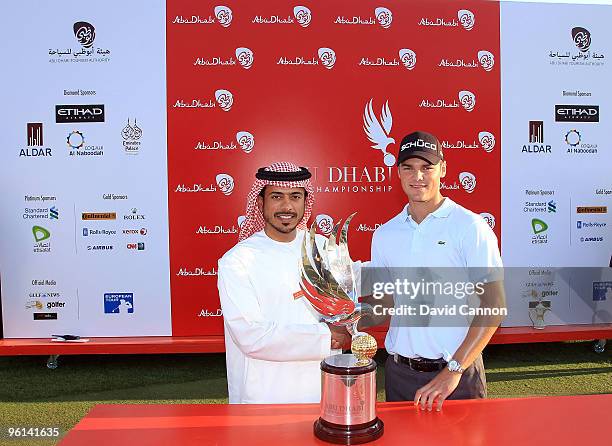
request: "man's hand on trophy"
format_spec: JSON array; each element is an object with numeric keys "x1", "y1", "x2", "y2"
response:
[{"x1": 327, "y1": 323, "x2": 351, "y2": 350}]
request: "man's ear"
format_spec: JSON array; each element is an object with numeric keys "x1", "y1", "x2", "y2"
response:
[
  {"x1": 257, "y1": 195, "x2": 264, "y2": 213},
  {"x1": 440, "y1": 161, "x2": 447, "y2": 178}
]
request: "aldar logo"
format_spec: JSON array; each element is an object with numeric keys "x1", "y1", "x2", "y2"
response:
[
  {"x1": 458, "y1": 91, "x2": 476, "y2": 112},
  {"x1": 399, "y1": 49, "x2": 416, "y2": 70},
  {"x1": 294, "y1": 6, "x2": 312, "y2": 27},
  {"x1": 236, "y1": 47, "x2": 254, "y2": 69},
  {"x1": 478, "y1": 51, "x2": 494, "y2": 72},
  {"x1": 315, "y1": 214, "x2": 334, "y2": 236},
  {"x1": 478, "y1": 131, "x2": 496, "y2": 152},
  {"x1": 459, "y1": 172, "x2": 476, "y2": 193},
  {"x1": 524, "y1": 121, "x2": 551, "y2": 154},
  {"x1": 572, "y1": 27, "x2": 591, "y2": 52},
  {"x1": 215, "y1": 89, "x2": 233, "y2": 111},
  {"x1": 363, "y1": 99, "x2": 396, "y2": 166},
  {"x1": 480, "y1": 213, "x2": 496, "y2": 229},
  {"x1": 214, "y1": 6, "x2": 233, "y2": 27},
  {"x1": 458, "y1": 10, "x2": 475, "y2": 31},
  {"x1": 122, "y1": 118, "x2": 142, "y2": 155},
  {"x1": 21, "y1": 123, "x2": 51, "y2": 157},
  {"x1": 73, "y1": 21, "x2": 95, "y2": 48},
  {"x1": 236, "y1": 131, "x2": 254, "y2": 153},
  {"x1": 216, "y1": 173, "x2": 235, "y2": 195},
  {"x1": 375, "y1": 7, "x2": 393, "y2": 29},
  {"x1": 318, "y1": 48, "x2": 336, "y2": 69}
]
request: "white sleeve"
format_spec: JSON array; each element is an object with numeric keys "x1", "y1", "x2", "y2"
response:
[
  {"x1": 217, "y1": 253, "x2": 331, "y2": 362},
  {"x1": 460, "y1": 219, "x2": 504, "y2": 282}
]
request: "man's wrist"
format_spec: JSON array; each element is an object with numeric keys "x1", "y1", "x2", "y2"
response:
[{"x1": 447, "y1": 358, "x2": 464, "y2": 374}]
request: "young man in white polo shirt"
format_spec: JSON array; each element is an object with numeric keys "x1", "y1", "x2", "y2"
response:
[{"x1": 369, "y1": 131, "x2": 506, "y2": 411}]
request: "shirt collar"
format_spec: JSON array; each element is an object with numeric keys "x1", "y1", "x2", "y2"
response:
[{"x1": 404, "y1": 197, "x2": 454, "y2": 224}]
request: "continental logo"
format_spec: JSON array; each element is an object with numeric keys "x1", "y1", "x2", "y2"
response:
[
  {"x1": 82, "y1": 212, "x2": 116, "y2": 220},
  {"x1": 576, "y1": 206, "x2": 607, "y2": 214}
]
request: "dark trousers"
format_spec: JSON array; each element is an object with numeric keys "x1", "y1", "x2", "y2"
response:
[{"x1": 385, "y1": 354, "x2": 487, "y2": 402}]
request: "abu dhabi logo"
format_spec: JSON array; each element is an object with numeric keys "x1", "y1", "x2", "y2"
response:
[
  {"x1": 294, "y1": 6, "x2": 312, "y2": 27},
  {"x1": 73, "y1": 21, "x2": 95, "y2": 48},
  {"x1": 458, "y1": 9, "x2": 475, "y2": 31},
  {"x1": 459, "y1": 90, "x2": 476, "y2": 112},
  {"x1": 318, "y1": 48, "x2": 336, "y2": 69},
  {"x1": 478, "y1": 131, "x2": 496, "y2": 152},
  {"x1": 399, "y1": 48, "x2": 417, "y2": 70},
  {"x1": 216, "y1": 173, "x2": 235, "y2": 195},
  {"x1": 375, "y1": 7, "x2": 393, "y2": 29},
  {"x1": 215, "y1": 89, "x2": 233, "y2": 111},
  {"x1": 315, "y1": 214, "x2": 334, "y2": 236},
  {"x1": 214, "y1": 6, "x2": 233, "y2": 27},
  {"x1": 480, "y1": 213, "x2": 496, "y2": 229},
  {"x1": 237, "y1": 215, "x2": 246, "y2": 229},
  {"x1": 459, "y1": 172, "x2": 476, "y2": 193},
  {"x1": 236, "y1": 131, "x2": 254, "y2": 153},
  {"x1": 236, "y1": 47, "x2": 254, "y2": 69},
  {"x1": 363, "y1": 99, "x2": 396, "y2": 166},
  {"x1": 572, "y1": 27, "x2": 591, "y2": 52},
  {"x1": 478, "y1": 50, "x2": 494, "y2": 72}
]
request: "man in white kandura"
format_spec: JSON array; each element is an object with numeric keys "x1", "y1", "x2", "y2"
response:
[{"x1": 217, "y1": 162, "x2": 350, "y2": 404}]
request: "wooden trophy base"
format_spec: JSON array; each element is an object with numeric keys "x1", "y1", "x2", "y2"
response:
[{"x1": 314, "y1": 417, "x2": 384, "y2": 444}]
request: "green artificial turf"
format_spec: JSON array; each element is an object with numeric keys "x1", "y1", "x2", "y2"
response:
[{"x1": 0, "y1": 341, "x2": 610, "y2": 446}]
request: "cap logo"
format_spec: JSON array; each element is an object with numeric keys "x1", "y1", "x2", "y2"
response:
[{"x1": 401, "y1": 138, "x2": 437, "y2": 152}]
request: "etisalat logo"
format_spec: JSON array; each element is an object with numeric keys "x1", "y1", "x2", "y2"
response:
[
  {"x1": 334, "y1": 7, "x2": 393, "y2": 29},
  {"x1": 121, "y1": 119, "x2": 142, "y2": 155},
  {"x1": 32, "y1": 225, "x2": 51, "y2": 253},
  {"x1": 419, "y1": 91, "x2": 476, "y2": 112},
  {"x1": 194, "y1": 131, "x2": 254, "y2": 153},
  {"x1": 172, "y1": 89, "x2": 234, "y2": 111},
  {"x1": 277, "y1": 48, "x2": 336, "y2": 69},
  {"x1": 252, "y1": 6, "x2": 312, "y2": 27},
  {"x1": 48, "y1": 21, "x2": 111, "y2": 62},
  {"x1": 194, "y1": 47, "x2": 254, "y2": 69},
  {"x1": 359, "y1": 48, "x2": 416, "y2": 70},
  {"x1": 531, "y1": 218, "x2": 549, "y2": 244},
  {"x1": 439, "y1": 50, "x2": 494, "y2": 72},
  {"x1": 441, "y1": 131, "x2": 496, "y2": 152},
  {"x1": 419, "y1": 9, "x2": 475, "y2": 31},
  {"x1": 523, "y1": 121, "x2": 551, "y2": 154},
  {"x1": 172, "y1": 5, "x2": 233, "y2": 27}
]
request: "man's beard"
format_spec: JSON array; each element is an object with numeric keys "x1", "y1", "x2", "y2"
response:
[{"x1": 265, "y1": 212, "x2": 302, "y2": 234}]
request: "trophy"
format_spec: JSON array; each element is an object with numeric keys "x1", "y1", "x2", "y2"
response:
[
  {"x1": 528, "y1": 300, "x2": 551, "y2": 329},
  {"x1": 300, "y1": 213, "x2": 384, "y2": 445}
]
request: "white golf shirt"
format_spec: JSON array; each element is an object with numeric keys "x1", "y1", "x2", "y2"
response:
[{"x1": 370, "y1": 198, "x2": 503, "y2": 360}]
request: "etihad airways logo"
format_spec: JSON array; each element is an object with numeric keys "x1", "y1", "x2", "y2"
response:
[
  {"x1": 335, "y1": 7, "x2": 393, "y2": 29},
  {"x1": 277, "y1": 48, "x2": 336, "y2": 69},
  {"x1": 363, "y1": 99, "x2": 396, "y2": 166},
  {"x1": 419, "y1": 9, "x2": 475, "y2": 31},
  {"x1": 172, "y1": 6, "x2": 233, "y2": 27},
  {"x1": 419, "y1": 91, "x2": 476, "y2": 112},
  {"x1": 253, "y1": 5, "x2": 312, "y2": 27}
]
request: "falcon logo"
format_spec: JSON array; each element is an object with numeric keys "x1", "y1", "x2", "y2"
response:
[
  {"x1": 236, "y1": 47, "x2": 254, "y2": 69},
  {"x1": 316, "y1": 214, "x2": 334, "y2": 236},
  {"x1": 572, "y1": 27, "x2": 591, "y2": 52},
  {"x1": 363, "y1": 99, "x2": 396, "y2": 166},
  {"x1": 318, "y1": 48, "x2": 336, "y2": 69},
  {"x1": 399, "y1": 48, "x2": 417, "y2": 70},
  {"x1": 458, "y1": 9, "x2": 475, "y2": 31},
  {"x1": 73, "y1": 21, "x2": 95, "y2": 48},
  {"x1": 216, "y1": 173, "x2": 235, "y2": 195},
  {"x1": 478, "y1": 131, "x2": 496, "y2": 152},
  {"x1": 294, "y1": 6, "x2": 312, "y2": 27},
  {"x1": 214, "y1": 6, "x2": 233, "y2": 27},
  {"x1": 478, "y1": 50, "x2": 494, "y2": 72},
  {"x1": 215, "y1": 89, "x2": 233, "y2": 111},
  {"x1": 375, "y1": 7, "x2": 393, "y2": 29},
  {"x1": 459, "y1": 90, "x2": 476, "y2": 112},
  {"x1": 480, "y1": 212, "x2": 496, "y2": 229},
  {"x1": 236, "y1": 131, "x2": 254, "y2": 153},
  {"x1": 459, "y1": 172, "x2": 477, "y2": 193}
]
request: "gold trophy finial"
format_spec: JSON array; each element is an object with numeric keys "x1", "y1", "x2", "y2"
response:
[{"x1": 351, "y1": 333, "x2": 377, "y2": 365}]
